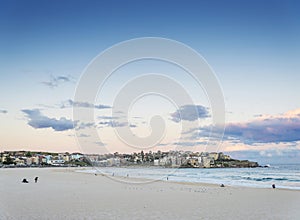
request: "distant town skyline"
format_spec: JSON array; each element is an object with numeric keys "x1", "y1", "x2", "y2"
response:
[{"x1": 1, "y1": 0, "x2": 300, "y2": 164}]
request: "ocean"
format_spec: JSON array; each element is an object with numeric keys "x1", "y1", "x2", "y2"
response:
[{"x1": 80, "y1": 164, "x2": 300, "y2": 190}]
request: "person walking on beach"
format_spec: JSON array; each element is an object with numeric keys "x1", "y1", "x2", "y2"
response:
[{"x1": 34, "y1": 177, "x2": 38, "y2": 183}]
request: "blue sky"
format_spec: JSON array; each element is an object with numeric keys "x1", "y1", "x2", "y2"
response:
[{"x1": 0, "y1": 0, "x2": 300, "y2": 164}]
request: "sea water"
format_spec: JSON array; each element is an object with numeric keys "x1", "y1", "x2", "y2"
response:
[{"x1": 79, "y1": 164, "x2": 300, "y2": 190}]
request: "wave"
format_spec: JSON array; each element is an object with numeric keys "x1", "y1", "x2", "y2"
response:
[
  {"x1": 243, "y1": 177, "x2": 290, "y2": 181},
  {"x1": 79, "y1": 165, "x2": 300, "y2": 189}
]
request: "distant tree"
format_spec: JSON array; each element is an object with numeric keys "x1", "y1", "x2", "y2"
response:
[
  {"x1": 141, "y1": 151, "x2": 144, "y2": 161},
  {"x1": 25, "y1": 151, "x2": 32, "y2": 157},
  {"x1": 3, "y1": 156, "x2": 14, "y2": 165},
  {"x1": 82, "y1": 157, "x2": 92, "y2": 166}
]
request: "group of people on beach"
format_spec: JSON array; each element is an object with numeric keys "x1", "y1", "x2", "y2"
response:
[{"x1": 22, "y1": 176, "x2": 38, "y2": 183}]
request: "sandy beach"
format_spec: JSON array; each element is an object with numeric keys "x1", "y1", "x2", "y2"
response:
[{"x1": 0, "y1": 168, "x2": 299, "y2": 220}]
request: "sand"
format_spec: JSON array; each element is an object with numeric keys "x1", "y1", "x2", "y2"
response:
[{"x1": 0, "y1": 167, "x2": 299, "y2": 220}]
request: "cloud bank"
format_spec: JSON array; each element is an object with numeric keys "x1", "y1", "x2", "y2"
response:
[
  {"x1": 186, "y1": 108, "x2": 300, "y2": 146},
  {"x1": 225, "y1": 109, "x2": 300, "y2": 144},
  {"x1": 22, "y1": 109, "x2": 75, "y2": 131}
]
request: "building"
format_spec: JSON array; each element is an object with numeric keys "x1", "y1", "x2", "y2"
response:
[
  {"x1": 14, "y1": 158, "x2": 26, "y2": 166},
  {"x1": 202, "y1": 156, "x2": 213, "y2": 168},
  {"x1": 71, "y1": 153, "x2": 83, "y2": 160},
  {"x1": 49, "y1": 159, "x2": 65, "y2": 166},
  {"x1": 208, "y1": 152, "x2": 219, "y2": 160}
]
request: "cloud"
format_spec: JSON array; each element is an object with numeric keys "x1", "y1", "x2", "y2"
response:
[
  {"x1": 22, "y1": 109, "x2": 75, "y2": 131},
  {"x1": 94, "y1": 141, "x2": 106, "y2": 146},
  {"x1": 60, "y1": 99, "x2": 110, "y2": 109},
  {"x1": 97, "y1": 116, "x2": 120, "y2": 120},
  {"x1": 0, "y1": 109, "x2": 7, "y2": 114},
  {"x1": 226, "y1": 148, "x2": 300, "y2": 164},
  {"x1": 224, "y1": 109, "x2": 300, "y2": 144},
  {"x1": 186, "y1": 108, "x2": 300, "y2": 145},
  {"x1": 98, "y1": 120, "x2": 136, "y2": 128},
  {"x1": 78, "y1": 133, "x2": 90, "y2": 138},
  {"x1": 84, "y1": 115, "x2": 136, "y2": 130},
  {"x1": 173, "y1": 141, "x2": 208, "y2": 147},
  {"x1": 99, "y1": 121, "x2": 127, "y2": 127},
  {"x1": 76, "y1": 122, "x2": 95, "y2": 130},
  {"x1": 41, "y1": 75, "x2": 74, "y2": 88},
  {"x1": 170, "y1": 105, "x2": 209, "y2": 122},
  {"x1": 157, "y1": 143, "x2": 169, "y2": 146}
]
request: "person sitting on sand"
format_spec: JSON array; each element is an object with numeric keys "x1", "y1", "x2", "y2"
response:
[
  {"x1": 34, "y1": 177, "x2": 38, "y2": 183},
  {"x1": 22, "y1": 178, "x2": 28, "y2": 183}
]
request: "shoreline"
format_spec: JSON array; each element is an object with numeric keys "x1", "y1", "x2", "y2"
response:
[
  {"x1": 3, "y1": 166, "x2": 298, "y2": 191},
  {"x1": 76, "y1": 166, "x2": 300, "y2": 191}
]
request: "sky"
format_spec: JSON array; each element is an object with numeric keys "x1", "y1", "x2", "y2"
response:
[{"x1": 0, "y1": 0, "x2": 300, "y2": 164}]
